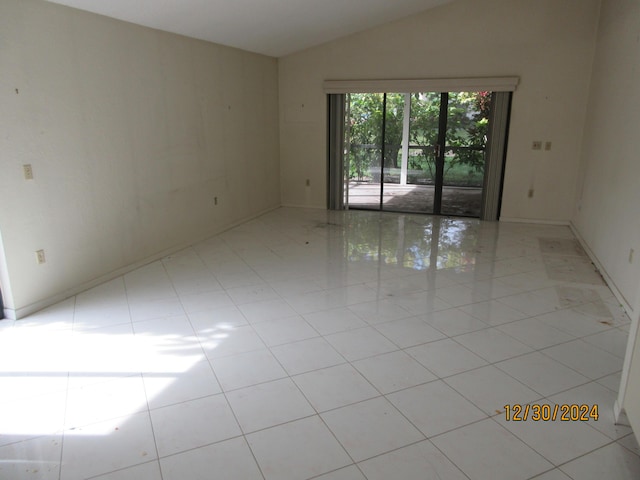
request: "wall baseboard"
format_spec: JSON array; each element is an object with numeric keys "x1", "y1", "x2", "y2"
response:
[
  {"x1": 569, "y1": 222, "x2": 634, "y2": 315},
  {"x1": 499, "y1": 217, "x2": 570, "y2": 226},
  {"x1": 570, "y1": 221, "x2": 639, "y2": 430},
  {"x1": 10, "y1": 204, "x2": 281, "y2": 320},
  {"x1": 280, "y1": 203, "x2": 326, "y2": 210}
]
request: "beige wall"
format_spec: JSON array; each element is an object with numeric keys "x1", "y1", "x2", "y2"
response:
[
  {"x1": 572, "y1": 0, "x2": 640, "y2": 313},
  {"x1": 0, "y1": 0, "x2": 280, "y2": 317},
  {"x1": 278, "y1": 0, "x2": 600, "y2": 222},
  {"x1": 571, "y1": 0, "x2": 640, "y2": 434}
]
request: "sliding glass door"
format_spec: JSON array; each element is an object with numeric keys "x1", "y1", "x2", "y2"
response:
[
  {"x1": 441, "y1": 92, "x2": 491, "y2": 216},
  {"x1": 340, "y1": 90, "x2": 499, "y2": 218},
  {"x1": 406, "y1": 92, "x2": 440, "y2": 214},
  {"x1": 344, "y1": 93, "x2": 384, "y2": 210}
]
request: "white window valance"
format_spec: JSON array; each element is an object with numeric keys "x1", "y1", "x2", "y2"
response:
[{"x1": 322, "y1": 77, "x2": 519, "y2": 94}]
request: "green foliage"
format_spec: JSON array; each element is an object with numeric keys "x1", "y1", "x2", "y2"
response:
[
  {"x1": 346, "y1": 91, "x2": 491, "y2": 187},
  {"x1": 346, "y1": 93, "x2": 405, "y2": 180}
]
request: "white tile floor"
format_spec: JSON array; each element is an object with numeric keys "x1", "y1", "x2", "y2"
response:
[{"x1": 1, "y1": 207, "x2": 639, "y2": 480}]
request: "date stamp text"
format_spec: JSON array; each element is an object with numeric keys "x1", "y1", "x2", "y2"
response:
[{"x1": 504, "y1": 404, "x2": 599, "y2": 422}]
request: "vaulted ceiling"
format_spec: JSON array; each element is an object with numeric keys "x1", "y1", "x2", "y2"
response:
[{"x1": 45, "y1": 0, "x2": 454, "y2": 57}]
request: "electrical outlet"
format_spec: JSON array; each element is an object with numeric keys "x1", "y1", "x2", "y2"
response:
[
  {"x1": 36, "y1": 249, "x2": 46, "y2": 264},
  {"x1": 532, "y1": 141, "x2": 542, "y2": 150},
  {"x1": 545, "y1": 141, "x2": 552, "y2": 151},
  {"x1": 23, "y1": 164, "x2": 34, "y2": 180}
]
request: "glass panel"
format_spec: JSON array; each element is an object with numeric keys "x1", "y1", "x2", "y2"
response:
[
  {"x1": 383, "y1": 92, "x2": 440, "y2": 214},
  {"x1": 441, "y1": 92, "x2": 492, "y2": 217},
  {"x1": 345, "y1": 93, "x2": 384, "y2": 210},
  {"x1": 381, "y1": 93, "x2": 405, "y2": 210},
  {"x1": 343, "y1": 90, "x2": 493, "y2": 218}
]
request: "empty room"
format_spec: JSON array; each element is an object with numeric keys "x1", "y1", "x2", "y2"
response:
[{"x1": 1, "y1": 0, "x2": 639, "y2": 479}]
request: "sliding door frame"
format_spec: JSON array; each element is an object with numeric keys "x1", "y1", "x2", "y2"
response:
[
  {"x1": 326, "y1": 77, "x2": 518, "y2": 219},
  {"x1": 327, "y1": 94, "x2": 345, "y2": 210},
  {"x1": 433, "y1": 92, "x2": 449, "y2": 215}
]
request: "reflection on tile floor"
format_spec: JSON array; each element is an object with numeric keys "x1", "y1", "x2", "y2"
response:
[{"x1": 1, "y1": 207, "x2": 639, "y2": 480}]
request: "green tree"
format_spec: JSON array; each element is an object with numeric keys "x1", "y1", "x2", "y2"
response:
[
  {"x1": 408, "y1": 92, "x2": 441, "y2": 182},
  {"x1": 346, "y1": 91, "x2": 491, "y2": 186},
  {"x1": 346, "y1": 93, "x2": 404, "y2": 181},
  {"x1": 445, "y1": 91, "x2": 491, "y2": 178}
]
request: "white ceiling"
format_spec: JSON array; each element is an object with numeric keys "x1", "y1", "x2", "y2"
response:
[{"x1": 45, "y1": 0, "x2": 454, "y2": 57}]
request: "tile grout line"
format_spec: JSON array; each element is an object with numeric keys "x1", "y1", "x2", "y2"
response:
[{"x1": 57, "y1": 293, "x2": 78, "y2": 480}]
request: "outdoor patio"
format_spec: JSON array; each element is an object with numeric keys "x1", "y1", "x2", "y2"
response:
[{"x1": 346, "y1": 182, "x2": 483, "y2": 217}]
